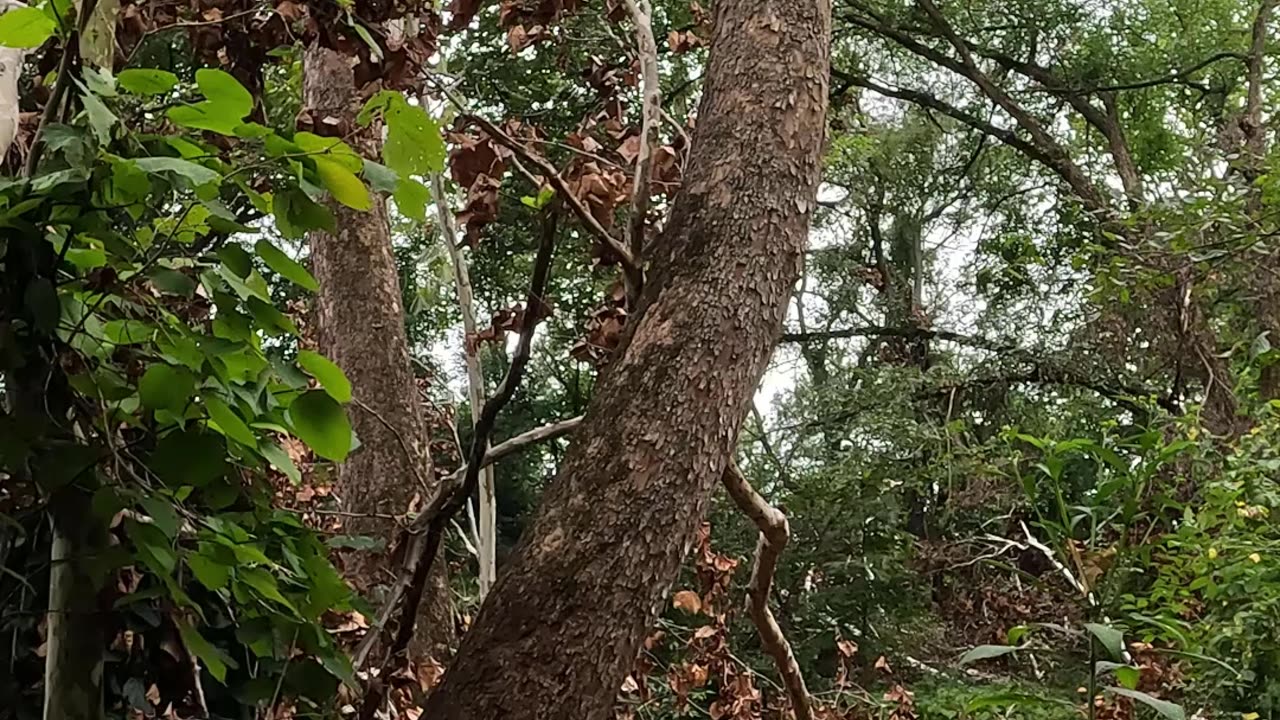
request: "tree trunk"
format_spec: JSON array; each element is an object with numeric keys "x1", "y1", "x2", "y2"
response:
[
  {"x1": 422, "y1": 0, "x2": 831, "y2": 715},
  {"x1": 302, "y1": 44, "x2": 452, "y2": 658}
]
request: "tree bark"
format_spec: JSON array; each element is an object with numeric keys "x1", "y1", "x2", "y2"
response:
[
  {"x1": 302, "y1": 44, "x2": 452, "y2": 658},
  {"x1": 421, "y1": 0, "x2": 831, "y2": 715}
]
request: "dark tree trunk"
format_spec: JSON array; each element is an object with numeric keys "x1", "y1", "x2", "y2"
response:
[
  {"x1": 422, "y1": 0, "x2": 831, "y2": 715},
  {"x1": 302, "y1": 44, "x2": 452, "y2": 658}
]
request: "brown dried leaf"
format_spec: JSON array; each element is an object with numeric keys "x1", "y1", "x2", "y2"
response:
[{"x1": 672, "y1": 589, "x2": 702, "y2": 614}]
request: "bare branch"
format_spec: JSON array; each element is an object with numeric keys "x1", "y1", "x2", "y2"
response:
[
  {"x1": 622, "y1": 0, "x2": 662, "y2": 288},
  {"x1": 780, "y1": 324, "x2": 1020, "y2": 354},
  {"x1": 721, "y1": 462, "x2": 813, "y2": 720}
]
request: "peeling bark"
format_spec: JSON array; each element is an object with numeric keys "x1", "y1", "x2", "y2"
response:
[
  {"x1": 421, "y1": 0, "x2": 831, "y2": 715},
  {"x1": 302, "y1": 44, "x2": 452, "y2": 658}
]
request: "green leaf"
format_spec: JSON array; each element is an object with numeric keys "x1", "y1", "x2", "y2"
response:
[
  {"x1": 203, "y1": 395, "x2": 257, "y2": 448},
  {"x1": 167, "y1": 69, "x2": 253, "y2": 135},
  {"x1": 126, "y1": 520, "x2": 177, "y2": 575},
  {"x1": 383, "y1": 94, "x2": 445, "y2": 177},
  {"x1": 287, "y1": 390, "x2": 351, "y2": 462},
  {"x1": 1085, "y1": 622, "x2": 1126, "y2": 661},
  {"x1": 362, "y1": 159, "x2": 399, "y2": 193},
  {"x1": 187, "y1": 552, "x2": 231, "y2": 591},
  {"x1": 238, "y1": 566, "x2": 295, "y2": 611},
  {"x1": 259, "y1": 441, "x2": 301, "y2": 485},
  {"x1": 78, "y1": 83, "x2": 118, "y2": 144},
  {"x1": 958, "y1": 644, "x2": 1018, "y2": 665},
  {"x1": 0, "y1": 7, "x2": 55, "y2": 48},
  {"x1": 273, "y1": 188, "x2": 335, "y2": 239},
  {"x1": 1115, "y1": 666, "x2": 1141, "y2": 690},
  {"x1": 313, "y1": 157, "x2": 371, "y2": 210},
  {"x1": 177, "y1": 620, "x2": 233, "y2": 683},
  {"x1": 521, "y1": 186, "x2": 555, "y2": 210},
  {"x1": 118, "y1": 68, "x2": 179, "y2": 95},
  {"x1": 139, "y1": 364, "x2": 196, "y2": 413},
  {"x1": 393, "y1": 177, "x2": 429, "y2": 222},
  {"x1": 294, "y1": 132, "x2": 362, "y2": 172},
  {"x1": 148, "y1": 429, "x2": 227, "y2": 487},
  {"x1": 255, "y1": 239, "x2": 317, "y2": 291},
  {"x1": 1106, "y1": 688, "x2": 1184, "y2": 720},
  {"x1": 138, "y1": 496, "x2": 181, "y2": 539},
  {"x1": 1006, "y1": 625, "x2": 1030, "y2": 646},
  {"x1": 148, "y1": 267, "x2": 197, "y2": 297},
  {"x1": 133, "y1": 157, "x2": 220, "y2": 186},
  {"x1": 297, "y1": 350, "x2": 351, "y2": 403},
  {"x1": 103, "y1": 319, "x2": 156, "y2": 345}
]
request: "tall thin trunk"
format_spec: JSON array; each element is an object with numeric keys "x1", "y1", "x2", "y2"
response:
[
  {"x1": 302, "y1": 44, "x2": 452, "y2": 657},
  {"x1": 432, "y1": 172, "x2": 497, "y2": 597},
  {"x1": 422, "y1": 0, "x2": 831, "y2": 715}
]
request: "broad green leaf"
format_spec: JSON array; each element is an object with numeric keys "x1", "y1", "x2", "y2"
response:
[
  {"x1": 297, "y1": 350, "x2": 352, "y2": 403},
  {"x1": 138, "y1": 496, "x2": 181, "y2": 539},
  {"x1": 1085, "y1": 622, "x2": 1126, "y2": 661},
  {"x1": 238, "y1": 566, "x2": 295, "y2": 611},
  {"x1": 259, "y1": 441, "x2": 301, "y2": 485},
  {"x1": 1107, "y1": 688, "x2": 1184, "y2": 720},
  {"x1": 1115, "y1": 666, "x2": 1141, "y2": 690},
  {"x1": 126, "y1": 520, "x2": 177, "y2": 575},
  {"x1": 203, "y1": 395, "x2": 257, "y2": 448},
  {"x1": 274, "y1": 188, "x2": 336, "y2": 239},
  {"x1": 133, "y1": 157, "x2": 220, "y2": 186},
  {"x1": 325, "y1": 535, "x2": 385, "y2": 551},
  {"x1": 118, "y1": 68, "x2": 178, "y2": 95},
  {"x1": 958, "y1": 644, "x2": 1018, "y2": 665},
  {"x1": 0, "y1": 7, "x2": 55, "y2": 48},
  {"x1": 167, "y1": 69, "x2": 253, "y2": 135},
  {"x1": 393, "y1": 177, "x2": 429, "y2": 222},
  {"x1": 287, "y1": 390, "x2": 351, "y2": 461},
  {"x1": 103, "y1": 319, "x2": 156, "y2": 345},
  {"x1": 149, "y1": 267, "x2": 197, "y2": 297},
  {"x1": 383, "y1": 94, "x2": 445, "y2": 177},
  {"x1": 177, "y1": 620, "x2": 233, "y2": 683},
  {"x1": 255, "y1": 239, "x2": 317, "y2": 291},
  {"x1": 294, "y1": 132, "x2": 362, "y2": 172},
  {"x1": 139, "y1": 364, "x2": 195, "y2": 413},
  {"x1": 188, "y1": 552, "x2": 231, "y2": 591},
  {"x1": 362, "y1": 159, "x2": 399, "y2": 193},
  {"x1": 313, "y1": 157, "x2": 371, "y2": 211},
  {"x1": 78, "y1": 83, "x2": 118, "y2": 144},
  {"x1": 148, "y1": 429, "x2": 228, "y2": 487}
]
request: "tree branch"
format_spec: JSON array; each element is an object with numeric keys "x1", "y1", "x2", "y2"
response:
[
  {"x1": 721, "y1": 462, "x2": 813, "y2": 720},
  {"x1": 780, "y1": 324, "x2": 1021, "y2": 354},
  {"x1": 621, "y1": 0, "x2": 661, "y2": 302},
  {"x1": 357, "y1": 211, "x2": 559, "y2": 719}
]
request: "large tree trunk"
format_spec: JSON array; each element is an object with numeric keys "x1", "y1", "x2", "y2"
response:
[
  {"x1": 422, "y1": 0, "x2": 830, "y2": 715},
  {"x1": 302, "y1": 44, "x2": 452, "y2": 658}
]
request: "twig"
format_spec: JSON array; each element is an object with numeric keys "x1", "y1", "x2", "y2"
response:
[
  {"x1": 621, "y1": 0, "x2": 661, "y2": 301},
  {"x1": 357, "y1": 210, "x2": 559, "y2": 720},
  {"x1": 720, "y1": 462, "x2": 813, "y2": 720}
]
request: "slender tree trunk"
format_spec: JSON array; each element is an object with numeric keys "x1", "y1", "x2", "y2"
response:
[
  {"x1": 302, "y1": 44, "x2": 452, "y2": 657},
  {"x1": 422, "y1": 0, "x2": 831, "y2": 715},
  {"x1": 432, "y1": 172, "x2": 497, "y2": 597}
]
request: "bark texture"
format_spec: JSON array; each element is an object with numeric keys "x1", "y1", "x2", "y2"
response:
[
  {"x1": 421, "y1": 0, "x2": 830, "y2": 715},
  {"x1": 302, "y1": 44, "x2": 452, "y2": 657}
]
